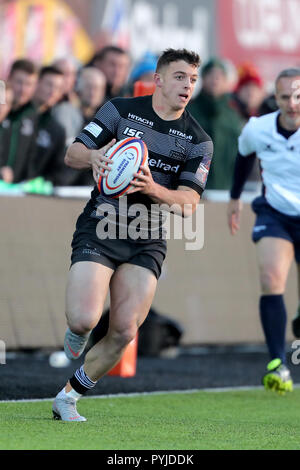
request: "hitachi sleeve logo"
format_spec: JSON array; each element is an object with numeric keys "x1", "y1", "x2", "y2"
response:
[
  {"x1": 169, "y1": 129, "x2": 193, "y2": 140},
  {"x1": 128, "y1": 113, "x2": 153, "y2": 127},
  {"x1": 148, "y1": 158, "x2": 180, "y2": 173}
]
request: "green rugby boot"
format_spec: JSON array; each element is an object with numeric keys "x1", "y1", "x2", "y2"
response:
[{"x1": 262, "y1": 358, "x2": 293, "y2": 395}]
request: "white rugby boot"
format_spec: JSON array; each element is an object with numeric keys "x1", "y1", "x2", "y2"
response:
[{"x1": 52, "y1": 390, "x2": 87, "y2": 422}]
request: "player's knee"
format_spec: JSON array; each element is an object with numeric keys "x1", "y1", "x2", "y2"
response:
[
  {"x1": 67, "y1": 317, "x2": 96, "y2": 336},
  {"x1": 260, "y1": 269, "x2": 285, "y2": 294},
  {"x1": 109, "y1": 326, "x2": 137, "y2": 350}
]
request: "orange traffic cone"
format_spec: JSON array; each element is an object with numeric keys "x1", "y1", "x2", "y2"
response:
[{"x1": 108, "y1": 334, "x2": 138, "y2": 377}]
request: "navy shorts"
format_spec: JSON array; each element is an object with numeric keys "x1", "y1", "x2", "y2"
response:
[
  {"x1": 70, "y1": 212, "x2": 167, "y2": 279},
  {"x1": 251, "y1": 196, "x2": 300, "y2": 262}
]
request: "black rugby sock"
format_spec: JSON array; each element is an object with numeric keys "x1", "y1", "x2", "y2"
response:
[
  {"x1": 69, "y1": 365, "x2": 97, "y2": 395},
  {"x1": 259, "y1": 294, "x2": 287, "y2": 363}
]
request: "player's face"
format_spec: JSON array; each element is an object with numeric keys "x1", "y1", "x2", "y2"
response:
[
  {"x1": 10, "y1": 70, "x2": 37, "y2": 109},
  {"x1": 201, "y1": 66, "x2": 228, "y2": 97},
  {"x1": 55, "y1": 59, "x2": 77, "y2": 94},
  {"x1": 80, "y1": 75, "x2": 106, "y2": 109},
  {"x1": 157, "y1": 60, "x2": 198, "y2": 112},
  {"x1": 276, "y1": 76, "x2": 300, "y2": 129},
  {"x1": 36, "y1": 74, "x2": 64, "y2": 108},
  {"x1": 96, "y1": 52, "x2": 130, "y2": 90}
]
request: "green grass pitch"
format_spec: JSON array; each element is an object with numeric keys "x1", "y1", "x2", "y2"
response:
[{"x1": 1, "y1": 388, "x2": 300, "y2": 450}]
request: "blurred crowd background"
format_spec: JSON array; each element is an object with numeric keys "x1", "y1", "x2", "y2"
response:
[
  {"x1": 0, "y1": 0, "x2": 299, "y2": 192},
  {"x1": 1, "y1": 0, "x2": 300, "y2": 352}
]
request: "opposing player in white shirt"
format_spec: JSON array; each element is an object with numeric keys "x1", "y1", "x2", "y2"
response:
[{"x1": 228, "y1": 68, "x2": 300, "y2": 395}]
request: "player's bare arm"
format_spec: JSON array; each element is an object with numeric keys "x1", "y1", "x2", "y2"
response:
[
  {"x1": 129, "y1": 164, "x2": 200, "y2": 217},
  {"x1": 227, "y1": 198, "x2": 243, "y2": 235},
  {"x1": 65, "y1": 140, "x2": 116, "y2": 182}
]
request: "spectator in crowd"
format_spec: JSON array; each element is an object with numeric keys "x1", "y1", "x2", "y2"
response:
[
  {"x1": 53, "y1": 57, "x2": 79, "y2": 105},
  {"x1": 130, "y1": 51, "x2": 157, "y2": 84},
  {"x1": 123, "y1": 51, "x2": 157, "y2": 97},
  {"x1": 57, "y1": 66, "x2": 107, "y2": 187},
  {"x1": 188, "y1": 57, "x2": 243, "y2": 190},
  {"x1": 52, "y1": 57, "x2": 83, "y2": 147},
  {"x1": 0, "y1": 59, "x2": 38, "y2": 183},
  {"x1": 259, "y1": 93, "x2": 278, "y2": 116},
  {"x1": 231, "y1": 63, "x2": 265, "y2": 123},
  {"x1": 258, "y1": 73, "x2": 279, "y2": 116},
  {"x1": 230, "y1": 63, "x2": 266, "y2": 186},
  {"x1": 0, "y1": 83, "x2": 14, "y2": 123},
  {"x1": 0, "y1": 84, "x2": 14, "y2": 173},
  {"x1": 77, "y1": 67, "x2": 107, "y2": 125},
  {"x1": 28, "y1": 65, "x2": 67, "y2": 185},
  {"x1": 89, "y1": 45, "x2": 131, "y2": 101}
]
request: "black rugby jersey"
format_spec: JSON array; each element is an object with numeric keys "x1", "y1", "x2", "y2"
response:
[{"x1": 74, "y1": 95, "x2": 213, "y2": 233}]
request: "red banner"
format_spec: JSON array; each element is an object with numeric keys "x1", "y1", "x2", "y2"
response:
[{"x1": 217, "y1": 0, "x2": 300, "y2": 86}]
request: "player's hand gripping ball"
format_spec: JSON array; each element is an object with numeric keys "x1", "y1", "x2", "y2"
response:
[{"x1": 98, "y1": 137, "x2": 148, "y2": 198}]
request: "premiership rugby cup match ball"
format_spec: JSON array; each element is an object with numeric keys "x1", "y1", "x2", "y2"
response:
[{"x1": 98, "y1": 137, "x2": 148, "y2": 198}]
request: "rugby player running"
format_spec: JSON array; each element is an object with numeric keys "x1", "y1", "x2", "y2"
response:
[
  {"x1": 228, "y1": 68, "x2": 300, "y2": 394},
  {"x1": 52, "y1": 48, "x2": 213, "y2": 421}
]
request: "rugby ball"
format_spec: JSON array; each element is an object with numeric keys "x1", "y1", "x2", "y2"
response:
[{"x1": 98, "y1": 137, "x2": 148, "y2": 198}]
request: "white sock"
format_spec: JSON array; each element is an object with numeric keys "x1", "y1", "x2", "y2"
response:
[
  {"x1": 58, "y1": 386, "x2": 82, "y2": 401},
  {"x1": 66, "y1": 388, "x2": 82, "y2": 401}
]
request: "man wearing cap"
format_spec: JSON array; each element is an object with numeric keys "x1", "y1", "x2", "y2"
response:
[
  {"x1": 231, "y1": 63, "x2": 265, "y2": 123},
  {"x1": 230, "y1": 63, "x2": 265, "y2": 185},
  {"x1": 188, "y1": 57, "x2": 242, "y2": 190}
]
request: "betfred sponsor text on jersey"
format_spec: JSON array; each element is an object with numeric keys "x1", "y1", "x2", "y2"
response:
[{"x1": 148, "y1": 157, "x2": 180, "y2": 173}]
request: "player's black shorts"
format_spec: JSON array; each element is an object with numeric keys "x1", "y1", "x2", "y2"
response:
[
  {"x1": 70, "y1": 212, "x2": 167, "y2": 279},
  {"x1": 251, "y1": 196, "x2": 300, "y2": 262}
]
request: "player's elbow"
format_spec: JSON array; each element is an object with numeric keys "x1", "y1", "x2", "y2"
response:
[
  {"x1": 64, "y1": 142, "x2": 92, "y2": 170},
  {"x1": 64, "y1": 143, "x2": 85, "y2": 169}
]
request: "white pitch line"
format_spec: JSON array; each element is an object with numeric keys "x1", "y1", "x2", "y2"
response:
[{"x1": 2, "y1": 383, "x2": 297, "y2": 404}]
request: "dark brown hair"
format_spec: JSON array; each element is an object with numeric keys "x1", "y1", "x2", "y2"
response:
[
  {"x1": 90, "y1": 46, "x2": 129, "y2": 65},
  {"x1": 9, "y1": 59, "x2": 38, "y2": 77},
  {"x1": 39, "y1": 65, "x2": 64, "y2": 80},
  {"x1": 156, "y1": 48, "x2": 201, "y2": 72}
]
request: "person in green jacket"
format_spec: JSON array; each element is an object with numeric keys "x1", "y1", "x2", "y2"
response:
[
  {"x1": 188, "y1": 57, "x2": 243, "y2": 190},
  {"x1": 0, "y1": 59, "x2": 38, "y2": 183}
]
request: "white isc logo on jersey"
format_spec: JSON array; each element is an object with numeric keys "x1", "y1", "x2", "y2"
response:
[{"x1": 123, "y1": 127, "x2": 144, "y2": 138}]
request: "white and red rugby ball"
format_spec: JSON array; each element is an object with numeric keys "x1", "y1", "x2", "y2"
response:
[{"x1": 98, "y1": 137, "x2": 148, "y2": 198}]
